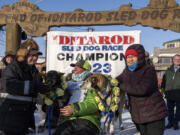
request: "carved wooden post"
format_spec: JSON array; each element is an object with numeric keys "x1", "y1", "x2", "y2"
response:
[{"x1": 6, "y1": 23, "x2": 21, "y2": 54}]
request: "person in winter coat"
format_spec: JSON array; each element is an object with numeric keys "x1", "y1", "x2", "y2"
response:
[
  {"x1": 161, "y1": 54, "x2": 180, "y2": 130},
  {"x1": 116, "y1": 44, "x2": 168, "y2": 135},
  {"x1": 1, "y1": 51, "x2": 15, "y2": 67},
  {"x1": 145, "y1": 51, "x2": 153, "y2": 66},
  {"x1": 0, "y1": 51, "x2": 15, "y2": 89},
  {"x1": 53, "y1": 59, "x2": 100, "y2": 135},
  {"x1": 0, "y1": 39, "x2": 50, "y2": 135},
  {"x1": 0, "y1": 51, "x2": 15, "y2": 69}
]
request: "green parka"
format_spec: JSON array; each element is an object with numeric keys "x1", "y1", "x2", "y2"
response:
[
  {"x1": 60, "y1": 88, "x2": 101, "y2": 130},
  {"x1": 161, "y1": 65, "x2": 180, "y2": 101}
]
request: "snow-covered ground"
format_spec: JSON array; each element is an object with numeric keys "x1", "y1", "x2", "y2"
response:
[{"x1": 29, "y1": 110, "x2": 180, "y2": 135}]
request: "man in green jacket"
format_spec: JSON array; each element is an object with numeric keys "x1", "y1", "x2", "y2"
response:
[
  {"x1": 161, "y1": 54, "x2": 180, "y2": 130},
  {"x1": 53, "y1": 60, "x2": 100, "y2": 135}
]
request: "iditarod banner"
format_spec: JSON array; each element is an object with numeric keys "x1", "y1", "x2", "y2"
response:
[{"x1": 46, "y1": 30, "x2": 141, "y2": 78}]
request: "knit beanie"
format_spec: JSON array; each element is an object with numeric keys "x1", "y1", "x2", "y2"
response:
[{"x1": 125, "y1": 49, "x2": 139, "y2": 59}]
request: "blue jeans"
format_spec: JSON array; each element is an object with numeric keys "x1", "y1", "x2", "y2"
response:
[{"x1": 167, "y1": 99, "x2": 180, "y2": 124}]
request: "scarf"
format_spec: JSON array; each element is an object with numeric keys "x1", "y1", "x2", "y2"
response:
[
  {"x1": 72, "y1": 71, "x2": 91, "y2": 81},
  {"x1": 127, "y1": 62, "x2": 138, "y2": 72}
]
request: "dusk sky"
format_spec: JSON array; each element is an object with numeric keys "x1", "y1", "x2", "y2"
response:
[{"x1": 0, "y1": 0, "x2": 180, "y2": 56}]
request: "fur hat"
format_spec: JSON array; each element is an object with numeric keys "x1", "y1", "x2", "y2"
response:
[{"x1": 16, "y1": 39, "x2": 42, "y2": 62}]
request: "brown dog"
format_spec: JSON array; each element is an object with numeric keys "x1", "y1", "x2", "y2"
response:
[
  {"x1": 81, "y1": 73, "x2": 111, "y2": 101},
  {"x1": 81, "y1": 73, "x2": 126, "y2": 134}
]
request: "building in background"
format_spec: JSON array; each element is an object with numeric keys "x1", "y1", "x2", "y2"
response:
[{"x1": 152, "y1": 39, "x2": 180, "y2": 86}]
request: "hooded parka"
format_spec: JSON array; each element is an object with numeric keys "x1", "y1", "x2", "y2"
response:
[{"x1": 116, "y1": 44, "x2": 168, "y2": 124}]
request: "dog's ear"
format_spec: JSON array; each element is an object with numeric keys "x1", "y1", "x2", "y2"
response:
[
  {"x1": 58, "y1": 72, "x2": 65, "y2": 81},
  {"x1": 46, "y1": 70, "x2": 59, "y2": 79},
  {"x1": 57, "y1": 72, "x2": 65, "y2": 77},
  {"x1": 91, "y1": 77, "x2": 98, "y2": 84},
  {"x1": 91, "y1": 77, "x2": 100, "y2": 90},
  {"x1": 66, "y1": 73, "x2": 72, "y2": 81}
]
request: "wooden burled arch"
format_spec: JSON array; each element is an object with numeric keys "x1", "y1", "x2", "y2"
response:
[
  {"x1": 0, "y1": 0, "x2": 180, "y2": 52},
  {"x1": 0, "y1": 0, "x2": 180, "y2": 36}
]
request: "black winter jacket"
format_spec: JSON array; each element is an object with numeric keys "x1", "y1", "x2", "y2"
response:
[{"x1": 0, "y1": 59, "x2": 48, "y2": 135}]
